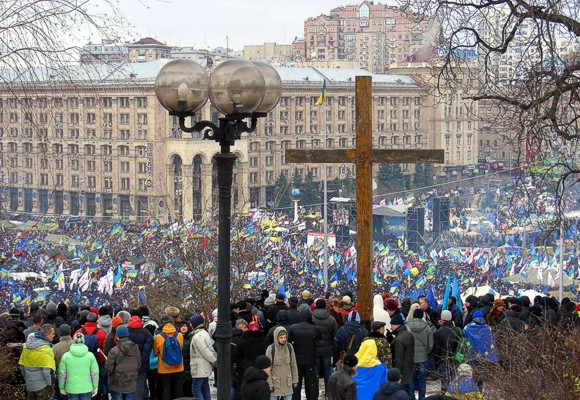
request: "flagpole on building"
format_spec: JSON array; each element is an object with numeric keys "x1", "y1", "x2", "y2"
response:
[{"x1": 559, "y1": 217, "x2": 564, "y2": 300}]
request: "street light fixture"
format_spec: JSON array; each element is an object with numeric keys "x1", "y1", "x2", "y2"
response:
[{"x1": 155, "y1": 58, "x2": 282, "y2": 400}]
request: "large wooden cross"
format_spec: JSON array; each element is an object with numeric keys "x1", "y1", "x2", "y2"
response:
[{"x1": 286, "y1": 76, "x2": 444, "y2": 321}]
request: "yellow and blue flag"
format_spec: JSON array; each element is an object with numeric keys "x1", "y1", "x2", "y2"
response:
[{"x1": 315, "y1": 79, "x2": 327, "y2": 105}]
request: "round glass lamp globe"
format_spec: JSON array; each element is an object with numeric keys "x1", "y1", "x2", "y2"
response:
[
  {"x1": 252, "y1": 61, "x2": 283, "y2": 113},
  {"x1": 208, "y1": 59, "x2": 266, "y2": 115},
  {"x1": 291, "y1": 189, "x2": 301, "y2": 198},
  {"x1": 155, "y1": 59, "x2": 209, "y2": 115}
]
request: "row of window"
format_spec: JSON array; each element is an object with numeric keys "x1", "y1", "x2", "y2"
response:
[
  {"x1": 278, "y1": 96, "x2": 422, "y2": 107},
  {"x1": 1, "y1": 111, "x2": 149, "y2": 125},
  {"x1": 0, "y1": 127, "x2": 148, "y2": 140},
  {"x1": 3, "y1": 157, "x2": 151, "y2": 174},
  {"x1": 3, "y1": 173, "x2": 151, "y2": 191},
  {"x1": 0, "y1": 97, "x2": 149, "y2": 109},
  {"x1": 2, "y1": 142, "x2": 150, "y2": 156}
]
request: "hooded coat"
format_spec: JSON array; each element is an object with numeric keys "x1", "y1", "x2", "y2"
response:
[
  {"x1": 373, "y1": 294, "x2": 391, "y2": 329},
  {"x1": 266, "y1": 309, "x2": 293, "y2": 344},
  {"x1": 265, "y1": 326, "x2": 298, "y2": 396},
  {"x1": 312, "y1": 307, "x2": 338, "y2": 356},
  {"x1": 407, "y1": 317, "x2": 434, "y2": 363},
  {"x1": 333, "y1": 320, "x2": 368, "y2": 363},
  {"x1": 97, "y1": 315, "x2": 112, "y2": 335},
  {"x1": 58, "y1": 342, "x2": 99, "y2": 394},
  {"x1": 18, "y1": 332, "x2": 56, "y2": 392},
  {"x1": 353, "y1": 340, "x2": 388, "y2": 400},
  {"x1": 105, "y1": 337, "x2": 141, "y2": 393},
  {"x1": 189, "y1": 326, "x2": 217, "y2": 378},
  {"x1": 153, "y1": 322, "x2": 184, "y2": 374}
]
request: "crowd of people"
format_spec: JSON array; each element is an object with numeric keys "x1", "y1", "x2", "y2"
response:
[{"x1": 2, "y1": 285, "x2": 580, "y2": 400}]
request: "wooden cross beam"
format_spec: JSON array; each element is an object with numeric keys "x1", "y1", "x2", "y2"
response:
[{"x1": 286, "y1": 76, "x2": 444, "y2": 321}]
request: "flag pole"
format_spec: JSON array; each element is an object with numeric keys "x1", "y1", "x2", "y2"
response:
[{"x1": 322, "y1": 81, "x2": 329, "y2": 293}]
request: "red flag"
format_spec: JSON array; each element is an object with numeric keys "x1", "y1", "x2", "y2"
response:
[
  {"x1": 199, "y1": 237, "x2": 210, "y2": 250},
  {"x1": 15, "y1": 249, "x2": 25, "y2": 256}
]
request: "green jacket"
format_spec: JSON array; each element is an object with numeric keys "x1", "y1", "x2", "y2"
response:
[{"x1": 58, "y1": 343, "x2": 99, "y2": 394}]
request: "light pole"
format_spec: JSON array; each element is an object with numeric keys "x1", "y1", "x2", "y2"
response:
[{"x1": 155, "y1": 59, "x2": 282, "y2": 400}]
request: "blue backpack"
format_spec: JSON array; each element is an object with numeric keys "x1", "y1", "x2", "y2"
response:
[
  {"x1": 82, "y1": 327, "x2": 100, "y2": 359},
  {"x1": 160, "y1": 332, "x2": 182, "y2": 366}
]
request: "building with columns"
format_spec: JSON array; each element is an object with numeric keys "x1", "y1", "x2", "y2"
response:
[{"x1": 0, "y1": 59, "x2": 479, "y2": 221}]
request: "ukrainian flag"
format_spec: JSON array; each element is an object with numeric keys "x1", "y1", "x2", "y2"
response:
[{"x1": 315, "y1": 79, "x2": 327, "y2": 105}]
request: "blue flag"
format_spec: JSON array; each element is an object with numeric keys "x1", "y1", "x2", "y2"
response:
[
  {"x1": 442, "y1": 275, "x2": 451, "y2": 311},
  {"x1": 451, "y1": 274, "x2": 463, "y2": 315},
  {"x1": 426, "y1": 285, "x2": 438, "y2": 310}
]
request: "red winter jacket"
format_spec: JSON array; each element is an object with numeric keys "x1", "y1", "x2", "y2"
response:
[{"x1": 75, "y1": 321, "x2": 107, "y2": 363}]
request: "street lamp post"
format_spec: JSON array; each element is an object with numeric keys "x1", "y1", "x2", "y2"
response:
[{"x1": 155, "y1": 59, "x2": 282, "y2": 400}]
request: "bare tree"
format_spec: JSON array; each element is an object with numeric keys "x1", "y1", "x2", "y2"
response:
[{"x1": 400, "y1": 0, "x2": 579, "y2": 190}]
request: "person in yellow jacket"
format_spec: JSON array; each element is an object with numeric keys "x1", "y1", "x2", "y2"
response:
[{"x1": 153, "y1": 315, "x2": 184, "y2": 400}]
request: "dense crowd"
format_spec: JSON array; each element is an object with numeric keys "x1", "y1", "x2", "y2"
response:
[{"x1": 2, "y1": 287, "x2": 580, "y2": 400}]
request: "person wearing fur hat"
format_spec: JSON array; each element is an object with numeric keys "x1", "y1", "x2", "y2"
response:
[
  {"x1": 106, "y1": 326, "x2": 141, "y2": 399},
  {"x1": 486, "y1": 299, "x2": 506, "y2": 328},
  {"x1": 153, "y1": 314, "x2": 184, "y2": 400},
  {"x1": 445, "y1": 364, "x2": 483, "y2": 400},
  {"x1": 327, "y1": 354, "x2": 358, "y2": 400},
  {"x1": 265, "y1": 326, "x2": 298, "y2": 400},
  {"x1": 329, "y1": 297, "x2": 344, "y2": 328},
  {"x1": 240, "y1": 355, "x2": 272, "y2": 400},
  {"x1": 58, "y1": 332, "x2": 99, "y2": 399},
  {"x1": 188, "y1": 314, "x2": 216, "y2": 400}
]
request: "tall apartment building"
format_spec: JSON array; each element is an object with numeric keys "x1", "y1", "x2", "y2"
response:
[
  {"x1": 0, "y1": 60, "x2": 479, "y2": 221},
  {"x1": 292, "y1": 1, "x2": 433, "y2": 73}
]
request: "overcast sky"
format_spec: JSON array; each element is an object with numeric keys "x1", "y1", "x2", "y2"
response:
[{"x1": 116, "y1": 0, "x2": 397, "y2": 50}]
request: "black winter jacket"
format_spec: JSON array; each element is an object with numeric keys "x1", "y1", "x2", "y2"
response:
[
  {"x1": 240, "y1": 366, "x2": 271, "y2": 400},
  {"x1": 312, "y1": 308, "x2": 338, "y2": 356},
  {"x1": 235, "y1": 331, "x2": 269, "y2": 378},
  {"x1": 333, "y1": 321, "x2": 368, "y2": 364},
  {"x1": 286, "y1": 306, "x2": 302, "y2": 325},
  {"x1": 372, "y1": 381, "x2": 410, "y2": 400},
  {"x1": 265, "y1": 303, "x2": 288, "y2": 331},
  {"x1": 289, "y1": 321, "x2": 320, "y2": 365},
  {"x1": 432, "y1": 322, "x2": 460, "y2": 364},
  {"x1": 390, "y1": 326, "x2": 415, "y2": 385},
  {"x1": 128, "y1": 326, "x2": 153, "y2": 373}
]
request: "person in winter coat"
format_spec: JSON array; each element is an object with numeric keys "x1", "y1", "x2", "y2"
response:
[
  {"x1": 235, "y1": 320, "x2": 269, "y2": 385},
  {"x1": 433, "y1": 310, "x2": 461, "y2": 394},
  {"x1": 329, "y1": 297, "x2": 344, "y2": 328},
  {"x1": 127, "y1": 315, "x2": 153, "y2": 400},
  {"x1": 153, "y1": 314, "x2": 184, "y2": 400},
  {"x1": 389, "y1": 314, "x2": 414, "y2": 394},
  {"x1": 143, "y1": 322, "x2": 160, "y2": 400},
  {"x1": 408, "y1": 308, "x2": 434, "y2": 400},
  {"x1": 267, "y1": 309, "x2": 293, "y2": 344},
  {"x1": 189, "y1": 314, "x2": 217, "y2": 400},
  {"x1": 266, "y1": 294, "x2": 289, "y2": 331},
  {"x1": 240, "y1": 355, "x2": 272, "y2": 400},
  {"x1": 353, "y1": 339, "x2": 388, "y2": 399},
  {"x1": 74, "y1": 312, "x2": 107, "y2": 399},
  {"x1": 333, "y1": 311, "x2": 368, "y2": 367},
  {"x1": 19, "y1": 324, "x2": 57, "y2": 400},
  {"x1": 97, "y1": 307, "x2": 112, "y2": 335},
  {"x1": 445, "y1": 364, "x2": 483, "y2": 400},
  {"x1": 106, "y1": 326, "x2": 142, "y2": 399},
  {"x1": 286, "y1": 297, "x2": 302, "y2": 325},
  {"x1": 462, "y1": 295, "x2": 479, "y2": 327},
  {"x1": 463, "y1": 311, "x2": 498, "y2": 391},
  {"x1": 327, "y1": 354, "x2": 358, "y2": 400},
  {"x1": 179, "y1": 320, "x2": 194, "y2": 397},
  {"x1": 289, "y1": 308, "x2": 321, "y2": 400},
  {"x1": 311, "y1": 298, "x2": 338, "y2": 391},
  {"x1": 372, "y1": 368, "x2": 410, "y2": 400},
  {"x1": 373, "y1": 294, "x2": 391, "y2": 329},
  {"x1": 58, "y1": 333, "x2": 99, "y2": 399},
  {"x1": 363, "y1": 321, "x2": 392, "y2": 366},
  {"x1": 266, "y1": 326, "x2": 298, "y2": 400},
  {"x1": 53, "y1": 324, "x2": 74, "y2": 400},
  {"x1": 326, "y1": 354, "x2": 358, "y2": 400}
]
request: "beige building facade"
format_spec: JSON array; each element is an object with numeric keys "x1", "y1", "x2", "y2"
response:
[{"x1": 1, "y1": 60, "x2": 480, "y2": 221}]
